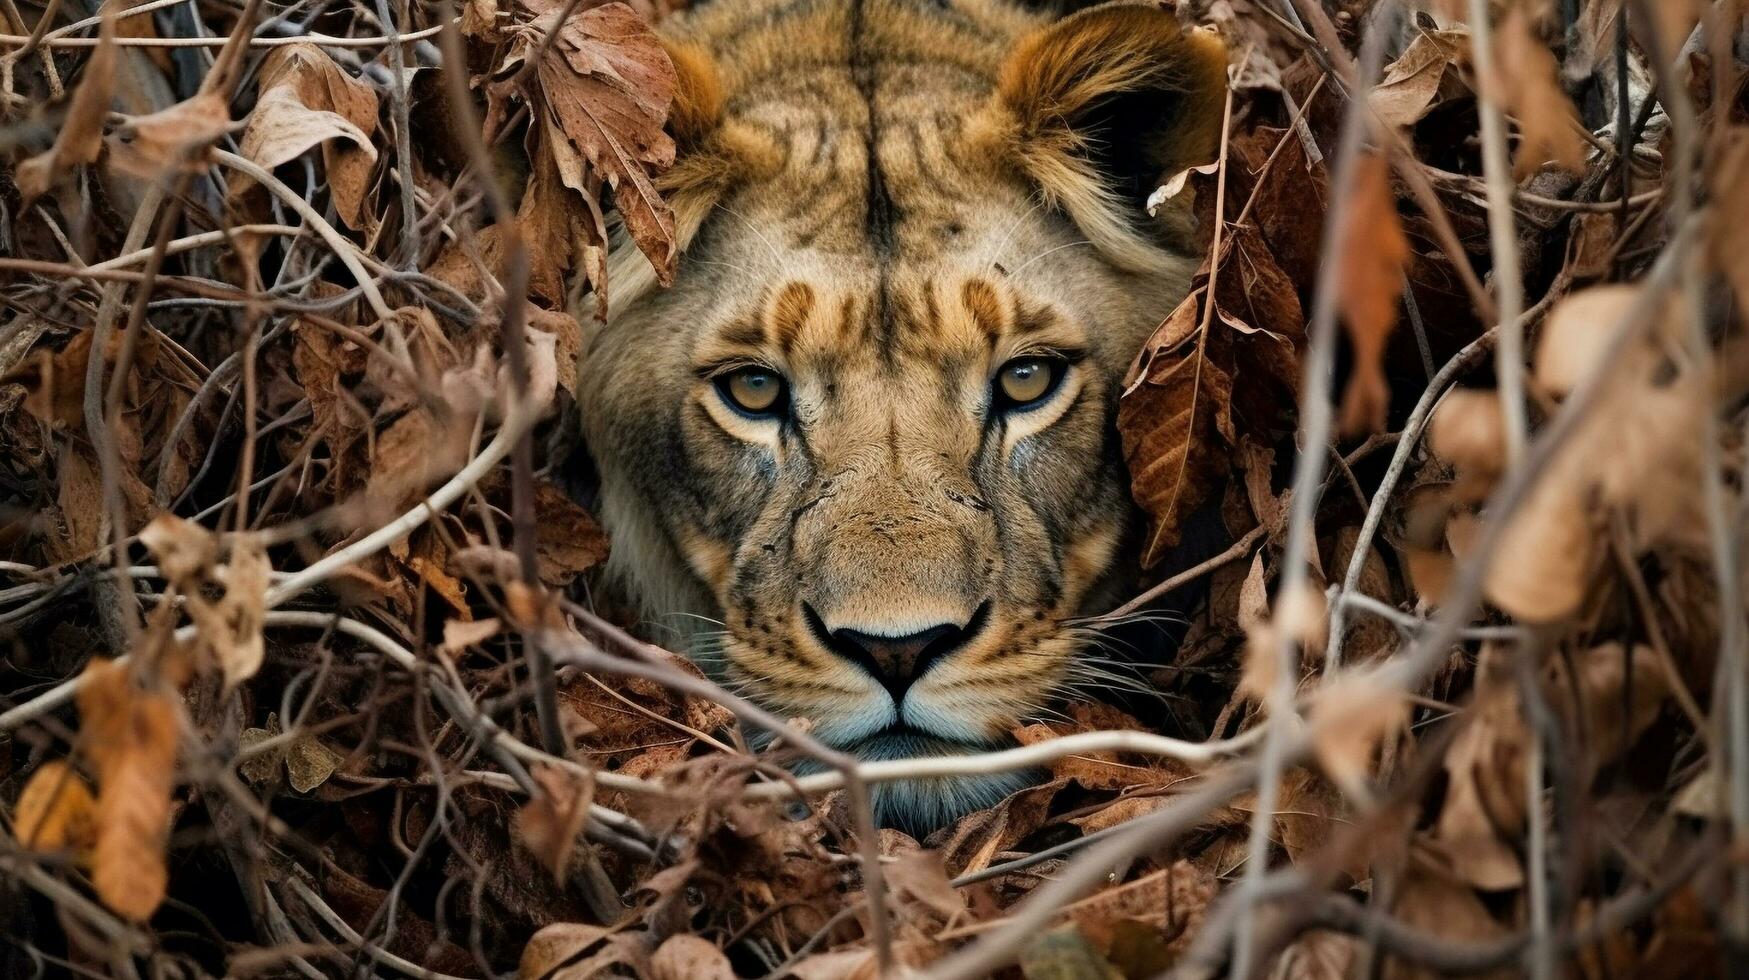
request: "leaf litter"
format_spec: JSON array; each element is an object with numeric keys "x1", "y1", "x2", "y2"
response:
[{"x1": 0, "y1": 0, "x2": 1744, "y2": 977}]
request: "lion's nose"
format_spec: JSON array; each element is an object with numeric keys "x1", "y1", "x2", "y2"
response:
[{"x1": 806, "y1": 603, "x2": 990, "y2": 699}]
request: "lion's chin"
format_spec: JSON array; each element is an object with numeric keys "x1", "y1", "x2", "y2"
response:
[{"x1": 797, "y1": 729, "x2": 1044, "y2": 836}]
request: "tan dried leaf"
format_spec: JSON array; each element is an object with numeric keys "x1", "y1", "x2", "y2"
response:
[
  {"x1": 650, "y1": 935, "x2": 735, "y2": 980},
  {"x1": 1491, "y1": 9, "x2": 1588, "y2": 178},
  {"x1": 16, "y1": 18, "x2": 118, "y2": 201},
  {"x1": 1119, "y1": 286, "x2": 1234, "y2": 568},
  {"x1": 139, "y1": 512, "x2": 217, "y2": 588},
  {"x1": 1308, "y1": 671, "x2": 1408, "y2": 800},
  {"x1": 1534, "y1": 284, "x2": 1642, "y2": 397},
  {"x1": 1335, "y1": 152, "x2": 1409, "y2": 435},
  {"x1": 77, "y1": 658, "x2": 180, "y2": 921},
  {"x1": 209, "y1": 537, "x2": 270, "y2": 685},
  {"x1": 13, "y1": 761, "x2": 99, "y2": 855},
  {"x1": 1428, "y1": 388, "x2": 1508, "y2": 501},
  {"x1": 513, "y1": 0, "x2": 679, "y2": 283},
  {"x1": 107, "y1": 92, "x2": 233, "y2": 182},
  {"x1": 887, "y1": 848, "x2": 965, "y2": 921},
  {"x1": 441, "y1": 616, "x2": 502, "y2": 655},
  {"x1": 234, "y1": 43, "x2": 380, "y2": 228},
  {"x1": 514, "y1": 764, "x2": 594, "y2": 881},
  {"x1": 1369, "y1": 29, "x2": 1465, "y2": 129},
  {"x1": 1484, "y1": 471, "x2": 1595, "y2": 623}
]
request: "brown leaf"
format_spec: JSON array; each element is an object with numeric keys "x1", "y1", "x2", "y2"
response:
[
  {"x1": 1428, "y1": 388, "x2": 1507, "y2": 501},
  {"x1": 1308, "y1": 671, "x2": 1407, "y2": 800},
  {"x1": 1368, "y1": 29, "x2": 1466, "y2": 129},
  {"x1": 16, "y1": 18, "x2": 118, "y2": 201},
  {"x1": 13, "y1": 761, "x2": 99, "y2": 855},
  {"x1": 1119, "y1": 287, "x2": 1234, "y2": 568},
  {"x1": 514, "y1": 764, "x2": 595, "y2": 881},
  {"x1": 1334, "y1": 152, "x2": 1409, "y2": 436},
  {"x1": 650, "y1": 935, "x2": 735, "y2": 980},
  {"x1": 503, "y1": 1, "x2": 679, "y2": 285},
  {"x1": 532, "y1": 478, "x2": 612, "y2": 585},
  {"x1": 233, "y1": 43, "x2": 380, "y2": 228},
  {"x1": 77, "y1": 658, "x2": 180, "y2": 921},
  {"x1": 1490, "y1": 9, "x2": 1588, "y2": 178},
  {"x1": 520, "y1": 922, "x2": 643, "y2": 979},
  {"x1": 107, "y1": 92, "x2": 234, "y2": 182},
  {"x1": 887, "y1": 848, "x2": 965, "y2": 922}
]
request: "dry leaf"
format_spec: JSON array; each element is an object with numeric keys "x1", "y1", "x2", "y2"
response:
[
  {"x1": 1308, "y1": 671, "x2": 1408, "y2": 799},
  {"x1": 13, "y1": 761, "x2": 99, "y2": 855},
  {"x1": 1490, "y1": 9, "x2": 1588, "y2": 178},
  {"x1": 1534, "y1": 284, "x2": 1643, "y2": 396},
  {"x1": 1334, "y1": 152, "x2": 1409, "y2": 436},
  {"x1": 650, "y1": 935, "x2": 735, "y2": 980},
  {"x1": 16, "y1": 18, "x2": 118, "y2": 201},
  {"x1": 1428, "y1": 388, "x2": 1508, "y2": 501},
  {"x1": 442, "y1": 616, "x2": 502, "y2": 654},
  {"x1": 500, "y1": 0, "x2": 679, "y2": 285},
  {"x1": 514, "y1": 764, "x2": 594, "y2": 881},
  {"x1": 107, "y1": 92, "x2": 233, "y2": 181},
  {"x1": 1119, "y1": 287, "x2": 1233, "y2": 568},
  {"x1": 139, "y1": 512, "x2": 218, "y2": 586},
  {"x1": 234, "y1": 43, "x2": 380, "y2": 228},
  {"x1": 1369, "y1": 29, "x2": 1466, "y2": 129},
  {"x1": 77, "y1": 658, "x2": 180, "y2": 921}
]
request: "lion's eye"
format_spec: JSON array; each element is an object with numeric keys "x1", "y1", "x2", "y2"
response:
[
  {"x1": 995, "y1": 357, "x2": 1063, "y2": 410},
  {"x1": 717, "y1": 367, "x2": 787, "y2": 418}
]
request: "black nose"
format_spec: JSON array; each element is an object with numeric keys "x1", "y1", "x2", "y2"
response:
[{"x1": 805, "y1": 603, "x2": 990, "y2": 698}]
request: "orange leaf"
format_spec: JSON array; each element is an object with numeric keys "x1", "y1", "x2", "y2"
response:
[
  {"x1": 1334, "y1": 152, "x2": 1409, "y2": 436},
  {"x1": 13, "y1": 761, "x2": 99, "y2": 856},
  {"x1": 77, "y1": 658, "x2": 181, "y2": 922}
]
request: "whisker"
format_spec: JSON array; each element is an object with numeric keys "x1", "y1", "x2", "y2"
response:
[{"x1": 1007, "y1": 239, "x2": 1094, "y2": 278}]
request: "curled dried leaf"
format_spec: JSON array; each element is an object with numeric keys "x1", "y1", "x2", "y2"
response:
[
  {"x1": 77, "y1": 658, "x2": 181, "y2": 921},
  {"x1": 13, "y1": 761, "x2": 99, "y2": 855},
  {"x1": 1334, "y1": 152, "x2": 1409, "y2": 436},
  {"x1": 16, "y1": 18, "x2": 117, "y2": 202},
  {"x1": 1308, "y1": 671, "x2": 1408, "y2": 799}
]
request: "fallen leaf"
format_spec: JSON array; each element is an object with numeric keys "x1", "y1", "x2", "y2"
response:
[
  {"x1": 107, "y1": 91, "x2": 234, "y2": 182},
  {"x1": 1308, "y1": 670, "x2": 1408, "y2": 799},
  {"x1": 1334, "y1": 152, "x2": 1409, "y2": 435},
  {"x1": 650, "y1": 934, "x2": 735, "y2": 980},
  {"x1": 13, "y1": 761, "x2": 99, "y2": 856},
  {"x1": 1119, "y1": 287, "x2": 1234, "y2": 568},
  {"x1": 496, "y1": 1, "x2": 679, "y2": 285},
  {"x1": 1489, "y1": 9, "x2": 1588, "y2": 178},
  {"x1": 515, "y1": 764, "x2": 594, "y2": 881},
  {"x1": 233, "y1": 43, "x2": 380, "y2": 228},
  {"x1": 1428, "y1": 388, "x2": 1508, "y2": 501},
  {"x1": 1369, "y1": 28, "x2": 1466, "y2": 129},
  {"x1": 77, "y1": 657, "x2": 180, "y2": 921},
  {"x1": 16, "y1": 18, "x2": 118, "y2": 201}
]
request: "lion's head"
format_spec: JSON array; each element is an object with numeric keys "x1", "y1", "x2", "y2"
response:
[{"x1": 579, "y1": 0, "x2": 1226, "y2": 831}]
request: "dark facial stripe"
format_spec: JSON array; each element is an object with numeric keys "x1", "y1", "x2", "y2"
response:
[{"x1": 847, "y1": 0, "x2": 898, "y2": 258}]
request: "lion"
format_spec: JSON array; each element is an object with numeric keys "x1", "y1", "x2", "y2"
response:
[{"x1": 578, "y1": 0, "x2": 1227, "y2": 832}]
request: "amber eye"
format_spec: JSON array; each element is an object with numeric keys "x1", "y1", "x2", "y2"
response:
[
  {"x1": 716, "y1": 366, "x2": 787, "y2": 418},
  {"x1": 995, "y1": 357, "x2": 1063, "y2": 409}
]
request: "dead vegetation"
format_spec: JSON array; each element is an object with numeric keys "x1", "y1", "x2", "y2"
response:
[{"x1": 1, "y1": 0, "x2": 1747, "y2": 977}]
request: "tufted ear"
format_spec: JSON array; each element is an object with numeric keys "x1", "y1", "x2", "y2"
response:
[{"x1": 981, "y1": 2, "x2": 1228, "y2": 272}]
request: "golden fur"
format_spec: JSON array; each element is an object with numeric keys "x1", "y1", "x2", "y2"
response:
[{"x1": 579, "y1": 0, "x2": 1226, "y2": 832}]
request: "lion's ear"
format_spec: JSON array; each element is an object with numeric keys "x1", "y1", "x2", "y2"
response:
[
  {"x1": 981, "y1": 2, "x2": 1227, "y2": 271},
  {"x1": 664, "y1": 39, "x2": 726, "y2": 150}
]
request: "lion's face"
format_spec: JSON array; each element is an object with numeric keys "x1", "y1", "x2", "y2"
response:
[{"x1": 580, "y1": 0, "x2": 1225, "y2": 831}]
